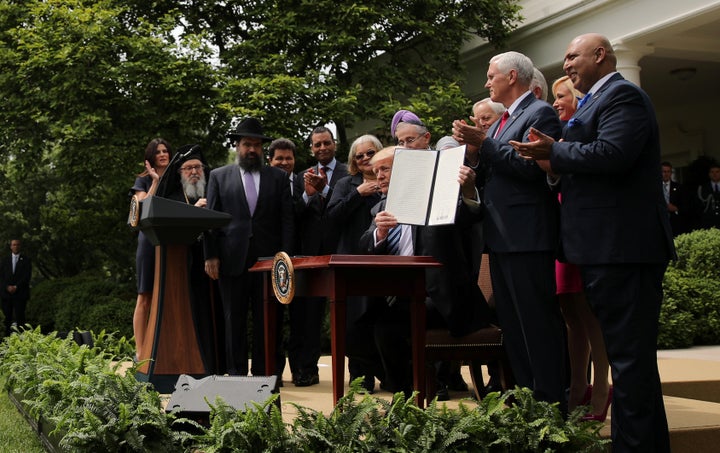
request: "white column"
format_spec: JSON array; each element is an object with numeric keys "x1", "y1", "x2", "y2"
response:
[{"x1": 612, "y1": 41, "x2": 654, "y2": 86}]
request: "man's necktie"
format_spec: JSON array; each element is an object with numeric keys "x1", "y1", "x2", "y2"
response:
[
  {"x1": 493, "y1": 111, "x2": 510, "y2": 138},
  {"x1": 577, "y1": 92, "x2": 592, "y2": 109},
  {"x1": 385, "y1": 226, "x2": 402, "y2": 306},
  {"x1": 244, "y1": 171, "x2": 258, "y2": 215},
  {"x1": 12, "y1": 255, "x2": 17, "y2": 273},
  {"x1": 386, "y1": 226, "x2": 401, "y2": 255},
  {"x1": 664, "y1": 182, "x2": 670, "y2": 204}
]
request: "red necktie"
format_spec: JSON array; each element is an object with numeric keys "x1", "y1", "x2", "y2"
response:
[{"x1": 494, "y1": 111, "x2": 510, "y2": 138}]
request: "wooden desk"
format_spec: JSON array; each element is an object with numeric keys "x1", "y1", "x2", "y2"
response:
[{"x1": 250, "y1": 255, "x2": 441, "y2": 407}]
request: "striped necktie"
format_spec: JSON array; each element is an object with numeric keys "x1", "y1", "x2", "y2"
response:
[{"x1": 386, "y1": 226, "x2": 401, "y2": 255}]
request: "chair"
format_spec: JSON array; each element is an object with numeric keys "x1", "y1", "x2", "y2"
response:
[{"x1": 424, "y1": 254, "x2": 514, "y2": 403}]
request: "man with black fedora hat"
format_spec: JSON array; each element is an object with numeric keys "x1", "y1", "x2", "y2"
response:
[{"x1": 204, "y1": 117, "x2": 295, "y2": 377}]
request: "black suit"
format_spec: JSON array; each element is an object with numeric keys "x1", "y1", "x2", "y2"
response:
[
  {"x1": 697, "y1": 181, "x2": 720, "y2": 229},
  {"x1": 550, "y1": 73, "x2": 674, "y2": 452},
  {"x1": 327, "y1": 174, "x2": 383, "y2": 381},
  {"x1": 480, "y1": 93, "x2": 566, "y2": 406},
  {"x1": 288, "y1": 160, "x2": 349, "y2": 379},
  {"x1": 357, "y1": 197, "x2": 491, "y2": 392},
  {"x1": 664, "y1": 180, "x2": 689, "y2": 236},
  {"x1": 204, "y1": 164, "x2": 294, "y2": 375},
  {"x1": 1, "y1": 253, "x2": 32, "y2": 336}
]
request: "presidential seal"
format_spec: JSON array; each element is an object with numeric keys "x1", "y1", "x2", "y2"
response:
[
  {"x1": 272, "y1": 251, "x2": 294, "y2": 304},
  {"x1": 127, "y1": 194, "x2": 141, "y2": 228}
]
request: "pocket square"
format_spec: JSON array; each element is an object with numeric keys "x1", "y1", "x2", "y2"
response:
[{"x1": 567, "y1": 117, "x2": 583, "y2": 128}]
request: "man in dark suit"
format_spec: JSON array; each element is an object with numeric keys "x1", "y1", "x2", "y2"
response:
[
  {"x1": 511, "y1": 33, "x2": 675, "y2": 452},
  {"x1": 287, "y1": 126, "x2": 349, "y2": 386},
  {"x1": 204, "y1": 118, "x2": 295, "y2": 377},
  {"x1": 452, "y1": 51, "x2": 566, "y2": 407},
  {"x1": 661, "y1": 161, "x2": 688, "y2": 236},
  {"x1": 697, "y1": 162, "x2": 720, "y2": 229},
  {"x1": 358, "y1": 147, "x2": 490, "y2": 395},
  {"x1": 1, "y1": 239, "x2": 32, "y2": 336}
]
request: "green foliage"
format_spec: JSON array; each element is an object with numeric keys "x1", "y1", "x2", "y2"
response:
[
  {"x1": 660, "y1": 228, "x2": 720, "y2": 348},
  {"x1": 0, "y1": 327, "x2": 183, "y2": 452},
  {"x1": 26, "y1": 273, "x2": 135, "y2": 340},
  {"x1": 187, "y1": 395, "x2": 297, "y2": 452},
  {"x1": 2, "y1": 332, "x2": 607, "y2": 452},
  {"x1": 0, "y1": 0, "x2": 225, "y2": 281},
  {"x1": 210, "y1": 0, "x2": 521, "y2": 153},
  {"x1": 192, "y1": 381, "x2": 607, "y2": 452},
  {"x1": 0, "y1": 0, "x2": 522, "y2": 285}
]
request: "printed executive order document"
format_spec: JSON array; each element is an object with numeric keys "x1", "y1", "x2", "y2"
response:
[{"x1": 384, "y1": 145, "x2": 464, "y2": 226}]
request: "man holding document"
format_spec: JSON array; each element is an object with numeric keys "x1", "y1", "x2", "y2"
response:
[
  {"x1": 452, "y1": 51, "x2": 565, "y2": 408},
  {"x1": 359, "y1": 145, "x2": 492, "y2": 396}
]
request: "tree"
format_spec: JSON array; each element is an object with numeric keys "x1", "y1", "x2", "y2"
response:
[
  {"x1": 179, "y1": 0, "x2": 522, "y2": 155},
  {"x1": 0, "y1": 0, "x2": 223, "y2": 279},
  {"x1": 0, "y1": 0, "x2": 521, "y2": 281}
]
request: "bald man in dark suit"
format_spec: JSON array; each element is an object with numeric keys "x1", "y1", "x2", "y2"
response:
[{"x1": 511, "y1": 33, "x2": 675, "y2": 452}]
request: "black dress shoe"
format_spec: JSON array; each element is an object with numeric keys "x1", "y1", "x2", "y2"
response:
[
  {"x1": 484, "y1": 381, "x2": 503, "y2": 395},
  {"x1": 350, "y1": 375, "x2": 375, "y2": 393},
  {"x1": 293, "y1": 373, "x2": 320, "y2": 387},
  {"x1": 435, "y1": 385, "x2": 450, "y2": 402},
  {"x1": 447, "y1": 372, "x2": 469, "y2": 392}
]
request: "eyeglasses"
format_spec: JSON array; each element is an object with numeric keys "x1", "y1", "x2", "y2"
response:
[
  {"x1": 180, "y1": 165, "x2": 203, "y2": 172},
  {"x1": 397, "y1": 135, "x2": 421, "y2": 147},
  {"x1": 354, "y1": 150, "x2": 376, "y2": 160}
]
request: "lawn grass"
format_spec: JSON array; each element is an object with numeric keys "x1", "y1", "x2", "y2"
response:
[{"x1": 0, "y1": 378, "x2": 45, "y2": 453}]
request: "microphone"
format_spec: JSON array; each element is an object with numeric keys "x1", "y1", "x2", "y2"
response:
[
  {"x1": 180, "y1": 144, "x2": 201, "y2": 159},
  {"x1": 156, "y1": 144, "x2": 201, "y2": 198}
]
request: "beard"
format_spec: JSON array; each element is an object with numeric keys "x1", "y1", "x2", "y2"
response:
[
  {"x1": 237, "y1": 152, "x2": 262, "y2": 172},
  {"x1": 182, "y1": 174, "x2": 206, "y2": 199}
]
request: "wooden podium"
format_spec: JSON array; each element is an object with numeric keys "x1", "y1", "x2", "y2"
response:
[
  {"x1": 250, "y1": 254, "x2": 441, "y2": 406},
  {"x1": 133, "y1": 196, "x2": 231, "y2": 393}
]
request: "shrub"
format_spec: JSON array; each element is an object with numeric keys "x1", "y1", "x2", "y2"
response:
[
  {"x1": 660, "y1": 228, "x2": 720, "y2": 348},
  {"x1": 26, "y1": 273, "x2": 135, "y2": 340},
  {"x1": 0, "y1": 328, "x2": 183, "y2": 452},
  {"x1": 2, "y1": 331, "x2": 608, "y2": 452}
]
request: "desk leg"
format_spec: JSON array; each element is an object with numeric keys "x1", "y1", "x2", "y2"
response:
[
  {"x1": 411, "y1": 290, "x2": 427, "y2": 408},
  {"x1": 329, "y1": 297, "x2": 347, "y2": 404},
  {"x1": 263, "y1": 276, "x2": 277, "y2": 378}
]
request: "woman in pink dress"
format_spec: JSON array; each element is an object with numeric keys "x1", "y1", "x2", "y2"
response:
[{"x1": 553, "y1": 76, "x2": 612, "y2": 421}]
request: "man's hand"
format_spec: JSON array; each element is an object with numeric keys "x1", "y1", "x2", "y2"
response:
[
  {"x1": 452, "y1": 119, "x2": 487, "y2": 148},
  {"x1": 304, "y1": 167, "x2": 327, "y2": 196},
  {"x1": 509, "y1": 127, "x2": 555, "y2": 160},
  {"x1": 194, "y1": 198, "x2": 207, "y2": 208},
  {"x1": 205, "y1": 258, "x2": 220, "y2": 280},
  {"x1": 457, "y1": 165, "x2": 478, "y2": 200},
  {"x1": 374, "y1": 211, "x2": 398, "y2": 242}
]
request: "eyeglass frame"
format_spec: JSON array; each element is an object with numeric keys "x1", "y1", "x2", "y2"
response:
[
  {"x1": 396, "y1": 135, "x2": 423, "y2": 147},
  {"x1": 354, "y1": 149, "x2": 377, "y2": 160}
]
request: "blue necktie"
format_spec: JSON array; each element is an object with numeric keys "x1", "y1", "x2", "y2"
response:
[
  {"x1": 386, "y1": 226, "x2": 401, "y2": 255},
  {"x1": 577, "y1": 92, "x2": 592, "y2": 109}
]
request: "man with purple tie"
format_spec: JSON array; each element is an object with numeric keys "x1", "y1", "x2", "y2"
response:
[{"x1": 204, "y1": 118, "x2": 294, "y2": 377}]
